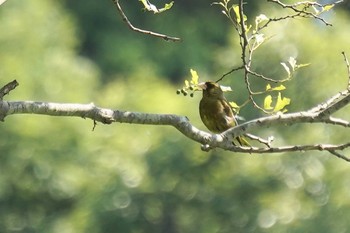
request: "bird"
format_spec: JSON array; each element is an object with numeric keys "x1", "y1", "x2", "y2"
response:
[{"x1": 198, "y1": 81, "x2": 250, "y2": 146}]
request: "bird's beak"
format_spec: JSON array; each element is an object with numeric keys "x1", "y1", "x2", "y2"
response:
[{"x1": 197, "y1": 82, "x2": 207, "y2": 90}]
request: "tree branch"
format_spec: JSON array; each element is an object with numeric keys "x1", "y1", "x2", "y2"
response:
[
  {"x1": 111, "y1": 0, "x2": 181, "y2": 42},
  {"x1": 0, "y1": 80, "x2": 18, "y2": 100},
  {"x1": 1, "y1": 78, "x2": 350, "y2": 162},
  {"x1": 0, "y1": 73, "x2": 350, "y2": 162},
  {"x1": 267, "y1": 0, "x2": 344, "y2": 26}
]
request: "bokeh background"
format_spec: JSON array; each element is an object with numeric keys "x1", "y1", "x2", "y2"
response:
[{"x1": 1, "y1": 0, "x2": 350, "y2": 232}]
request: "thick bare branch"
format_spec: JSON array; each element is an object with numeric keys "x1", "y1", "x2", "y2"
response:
[
  {"x1": 1, "y1": 94, "x2": 350, "y2": 161},
  {"x1": 0, "y1": 100, "x2": 211, "y2": 144}
]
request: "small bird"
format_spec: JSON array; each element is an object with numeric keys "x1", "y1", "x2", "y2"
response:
[{"x1": 198, "y1": 81, "x2": 249, "y2": 146}]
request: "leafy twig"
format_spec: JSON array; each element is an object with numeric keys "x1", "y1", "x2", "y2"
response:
[
  {"x1": 214, "y1": 0, "x2": 341, "y2": 114},
  {"x1": 267, "y1": 0, "x2": 343, "y2": 26},
  {"x1": 111, "y1": 0, "x2": 181, "y2": 42}
]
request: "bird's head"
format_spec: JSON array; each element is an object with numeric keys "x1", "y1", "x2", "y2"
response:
[{"x1": 197, "y1": 81, "x2": 224, "y2": 98}]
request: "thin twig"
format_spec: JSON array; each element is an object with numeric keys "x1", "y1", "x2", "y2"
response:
[
  {"x1": 216, "y1": 65, "x2": 244, "y2": 83},
  {"x1": 238, "y1": 0, "x2": 249, "y2": 64},
  {"x1": 111, "y1": 0, "x2": 181, "y2": 42},
  {"x1": 328, "y1": 150, "x2": 350, "y2": 162},
  {"x1": 341, "y1": 51, "x2": 350, "y2": 88},
  {"x1": 245, "y1": 133, "x2": 273, "y2": 148},
  {"x1": 247, "y1": 69, "x2": 290, "y2": 83},
  {"x1": 267, "y1": 0, "x2": 344, "y2": 26}
]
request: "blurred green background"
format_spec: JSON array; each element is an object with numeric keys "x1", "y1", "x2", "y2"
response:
[{"x1": 1, "y1": 0, "x2": 350, "y2": 232}]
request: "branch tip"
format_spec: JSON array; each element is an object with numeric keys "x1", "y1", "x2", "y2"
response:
[{"x1": 0, "y1": 80, "x2": 19, "y2": 100}]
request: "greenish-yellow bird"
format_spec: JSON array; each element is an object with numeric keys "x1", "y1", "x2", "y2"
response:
[{"x1": 198, "y1": 81, "x2": 249, "y2": 146}]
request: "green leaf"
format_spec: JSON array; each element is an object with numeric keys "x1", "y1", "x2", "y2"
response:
[
  {"x1": 220, "y1": 85, "x2": 232, "y2": 92},
  {"x1": 229, "y1": 101, "x2": 239, "y2": 109},
  {"x1": 264, "y1": 95, "x2": 273, "y2": 110},
  {"x1": 323, "y1": 4, "x2": 334, "y2": 12},
  {"x1": 158, "y1": 1, "x2": 174, "y2": 13},
  {"x1": 266, "y1": 84, "x2": 286, "y2": 91},
  {"x1": 266, "y1": 84, "x2": 271, "y2": 91},
  {"x1": 255, "y1": 14, "x2": 268, "y2": 25},
  {"x1": 233, "y1": 5, "x2": 241, "y2": 23},
  {"x1": 232, "y1": 5, "x2": 247, "y2": 23},
  {"x1": 212, "y1": 1, "x2": 226, "y2": 8},
  {"x1": 295, "y1": 63, "x2": 311, "y2": 69},
  {"x1": 140, "y1": 0, "x2": 158, "y2": 13},
  {"x1": 164, "y1": 1, "x2": 174, "y2": 10},
  {"x1": 184, "y1": 80, "x2": 189, "y2": 88},
  {"x1": 140, "y1": 0, "x2": 174, "y2": 13},
  {"x1": 245, "y1": 24, "x2": 252, "y2": 33},
  {"x1": 190, "y1": 69, "x2": 199, "y2": 85},
  {"x1": 272, "y1": 85, "x2": 286, "y2": 91},
  {"x1": 274, "y1": 92, "x2": 291, "y2": 112}
]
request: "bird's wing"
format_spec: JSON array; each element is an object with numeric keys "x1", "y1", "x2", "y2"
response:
[{"x1": 220, "y1": 99, "x2": 237, "y2": 121}]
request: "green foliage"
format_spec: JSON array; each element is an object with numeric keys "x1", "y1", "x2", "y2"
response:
[
  {"x1": 177, "y1": 69, "x2": 200, "y2": 97},
  {"x1": 139, "y1": 0, "x2": 174, "y2": 14},
  {"x1": 264, "y1": 92, "x2": 291, "y2": 113}
]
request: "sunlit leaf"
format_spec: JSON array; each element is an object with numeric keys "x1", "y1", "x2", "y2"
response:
[
  {"x1": 245, "y1": 24, "x2": 252, "y2": 33},
  {"x1": 0, "y1": 0, "x2": 7, "y2": 6},
  {"x1": 266, "y1": 84, "x2": 286, "y2": 91},
  {"x1": 140, "y1": 0, "x2": 159, "y2": 13},
  {"x1": 255, "y1": 14, "x2": 268, "y2": 25},
  {"x1": 164, "y1": 1, "x2": 174, "y2": 10},
  {"x1": 281, "y1": 62, "x2": 290, "y2": 76},
  {"x1": 184, "y1": 80, "x2": 189, "y2": 88},
  {"x1": 272, "y1": 85, "x2": 286, "y2": 91},
  {"x1": 253, "y1": 33, "x2": 265, "y2": 48},
  {"x1": 140, "y1": 0, "x2": 174, "y2": 13},
  {"x1": 264, "y1": 95, "x2": 273, "y2": 110},
  {"x1": 190, "y1": 69, "x2": 199, "y2": 85},
  {"x1": 148, "y1": 4, "x2": 158, "y2": 13},
  {"x1": 296, "y1": 63, "x2": 311, "y2": 69},
  {"x1": 212, "y1": 2, "x2": 226, "y2": 8},
  {"x1": 288, "y1": 57, "x2": 297, "y2": 71},
  {"x1": 266, "y1": 84, "x2": 271, "y2": 91},
  {"x1": 220, "y1": 85, "x2": 232, "y2": 92},
  {"x1": 158, "y1": 1, "x2": 174, "y2": 13},
  {"x1": 274, "y1": 92, "x2": 291, "y2": 112},
  {"x1": 323, "y1": 4, "x2": 334, "y2": 12},
  {"x1": 229, "y1": 101, "x2": 239, "y2": 108},
  {"x1": 233, "y1": 5, "x2": 241, "y2": 23}
]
